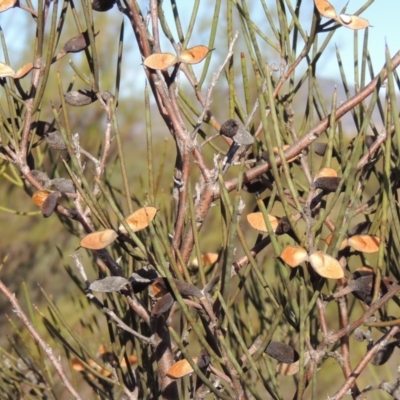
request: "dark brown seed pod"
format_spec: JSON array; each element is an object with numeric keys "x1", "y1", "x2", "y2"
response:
[
  {"x1": 313, "y1": 176, "x2": 341, "y2": 192},
  {"x1": 50, "y1": 178, "x2": 76, "y2": 193},
  {"x1": 265, "y1": 341, "x2": 299, "y2": 364},
  {"x1": 151, "y1": 293, "x2": 175, "y2": 316},
  {"x1": 243, "y1": 178, "x2": 269, "y2": 193},
  {"x1": 63, "y1": 31, "x2": 90, "y2": 53},
  {"x1": 91, "y1": 0, "x2": 115, "y2": 12},
  {"x1": 153, "y1": 277, "x2": 203, "y2": 298},
  {"x1": 275, "y1": 216, "x2": 292, "y2": 235},
  {"x1": 33, "y1": 120, "x2": 53, "y2": 137},
  {"x1": 129, "y1": 267, "x2": 158, "y2": 293},
  {"x1": 348, "y1": 221, "x2": 371, "y2": 237},
  {"x1": 350, "y1": 270, "x2": 388, "y2": 305},
  {"x1": 44, "y1": 131, "x2": 67, "y2": 150},
  {"x1": 64, "y1": 89, "x2": 97, "y2": 107},
  {"x1": 371, "y1": 342, "x2": 397, "y2": 366},
  {"x1": 220, "y1": 119, "x2": 239, "y2": 138},
  {"x1": 41, "y1": 191, "x2": 61, "y2": 218}
]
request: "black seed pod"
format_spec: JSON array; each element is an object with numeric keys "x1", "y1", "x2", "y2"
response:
[{"x1": 220, "y1": 119, "x2": 239, "y2": 138}]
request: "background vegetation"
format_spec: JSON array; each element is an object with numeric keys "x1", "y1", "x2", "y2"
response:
[{"x1": 1, "y1": 0, "x2": 400, "y2": 399}]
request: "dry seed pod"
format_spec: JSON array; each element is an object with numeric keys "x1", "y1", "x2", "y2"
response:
[
  {"x1": 243, "y1": 177, "x2": 269, "y2": 193},
  {"x1": 325, "y1": 233, "x2": 348, "y2": 251},
  {"x1": 63, "y1": 31, "x2": 91, "y2": 53},
  {"x1": 50, "y1": 178, "x2": 76, "y2": 193},
  {"x1": 65, "y1": 90, "x2": 97, "y2": 107},
  {"x1": 348, "y1": 235, "x2": 380, "y2": 253},
  {"x1": 350, "y1": 270, "x2": 377, "y2": 305},
  {"x1": 314, "y1": 142, "x2": 328, "y2": 156},
  {"x1": 265, "y1": 341, "x2": 299, "y2": 364},
  {"x1": 337, "y1": 14, "x2": 370, "y2": 30},
  {"x1": 151, "y1": 292, "x2": 175, "y2": 316},
  {"x1": 371, "y1": 342, "x2": 397, "y2": 366},
  {"x1": 90, "y1": 276, "x2": 130, "y2": 293},
  {"x1": 179, "y1": 45, "x2": 211, "y2": 64},
  {"x1": 191, "y1": 252, "x2": 219, "y2": 267},
  {"x1": 233, "y1": 127, "x2": 254, "y2": 145},
  {"x1": 30, "y1": 170, "x2": 50, "y2": 188},
  {"x1": 167, "y1": 358, "x2": 197, "y2": 379},
  {"x1": 152, "y1": 277, "x2": 203, "y2": 298},
  {"x1": 247, "y1": 212, "x2": 279, "y2": 233},
  {"x1": 313, "y1": 176, "x2": 341, "y2": 192},
  {"x1": 80, "y1": 229, "x2": 118, "y2": 250},
  {"x1": 0, "y1": 0, "x2": 16, "y2": 12},
  {"x1": 130, "y1": 267, "x2": 158, "y2": 293},
  {"x1": 92, "y1": 0, "x2": 115, "y2": 11},
  {"x1": 280, "y1": 246, "x2": 308, "y2": 268},
  {"x1": 41, "y1": 191, "x2": 61, "y2": 218},
  {"x1": 32, "y1": 189, "x2": 52, "y2": 206},
  {"x1": 44, "y1": 130, "x2": 67, "y2": 150},
  {"x1": 119, "y1": 206, "x2": 158, "y2": 234},
  {"x1": 275, "y1": 216, "x2": 292, "y2": 235},
  {"x1": 309, "y1": 252, "x2": 344, "y2": 279},
  {"x1": 13, "y1": 63, "x2": 33, "y2": 79},
  {"x1": 348, "y1": 221, "x2": 371, "y2": 237},
  {"x1": 143, "y1": 53, "x2": 178, "y2": 70},
  {"x1": 0, "y1": 62, "x2": 15, "y2": 78},
  {"x1": 315, "y1": 167, "x2": 337, "y2": 179},
  {"x1": 220, "y1": 119, "x2": 239, "y2": 138},
  {"x1": 33, "y1": 120, "x2": 53, "y2": 137},
  {"x1": 314, "y1": 0, "x2": 336, "y2": 19}
]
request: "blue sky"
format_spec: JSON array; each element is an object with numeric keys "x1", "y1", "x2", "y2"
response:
[{"x1": 1, "y1": 1, "x2": 398, "y2": 96}]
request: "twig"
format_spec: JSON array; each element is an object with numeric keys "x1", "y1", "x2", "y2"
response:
[{"x1": 0, "y1": 279, "x2": 83, "y2": 400}]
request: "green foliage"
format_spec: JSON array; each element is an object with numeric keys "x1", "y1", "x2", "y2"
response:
[{"x1": 1, "y1": 0, "x2": 400, "y2": 399}]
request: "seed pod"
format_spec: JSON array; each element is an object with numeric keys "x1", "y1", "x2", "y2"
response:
[
  {"x1": 31, "y1": 170, "x2": 50, "y2": 188},
  {"x1": 313, "y1": 176, "x2": 341, "y2": 192},
  {"x1": 314, "y1": 142, "x2": 328, "y2": 156},
  {"x1": 167, "y1": 358, "x2": 197, "y2": 379},
  {"x1": 0, "y1": 0, "x2": 17, "y2": 12},
  {"x1": 220, "y1": 119, "x2": 239, "y2": 138},
  {"x1": 80, "y1": 229, "x2": 118, "y2": 250},
  {"x1": 233, "y1": 128, "x2": 254, "y2": 145},
  {"x1": 247, "y1": 212, "x2": 280, "y2": 233},
  {"x1": 130, "y1": 267, "x2": 158, "y2": 293},
  {"x1": 65, "y1": 89, "x2": 97, "y2": 107},
  {"x1": 337, "y1": 14, "x2": 370, "y2": 30},
  {"x1": 50, "y1": 178, "x2": 76, "y2": 193},
  {"x1": 119, "y1": 207, "x2": 158, "y2": 234},
  {"x1": 179, "y1": 45, "x2": 212, "y2": 64},
  {"x1": 280, "y1": 246, "x2": 308, "y2": 268},
  {"x1": 44, "y1": 131, "x2": 67, "y2": 150},
  {"x1": 41, "y1": 191, "x2": 61, "y2": 218},
  {"x1": 13, "y1": 63, "x2": 33, "y2": 79},
  {"x1": 91, "y1": 0, "x2": 115, "y2": 12},
  {"x1": 143, "y1": 53, "x2": 179, "y2": 70},
  {"x1": 63, "y1": 31, "x2": 90, "y2": 53},
  {"x1": 33, "y1": 120, "x2": 53, "y2": 137},
  {"x1": 314, "y1": 0, "x2": 336, "y2": 19},
  {"x1": 371, "y1": 342, "x2": 397, "y2": 366},
  {"x1": 265, "y1": 341, "x2": 299, "y2": 364},
  {"x1": 90, "y1": 276, "x2": 130, "y2": 293},
  {"x1": 308, "y1": 252, "x2": 344, "y2": 279},
  {"x1": 32, "y1": 189, "x2": 52, "y2": 206}
]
